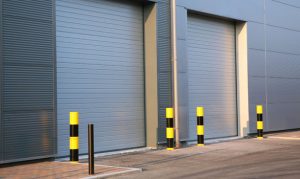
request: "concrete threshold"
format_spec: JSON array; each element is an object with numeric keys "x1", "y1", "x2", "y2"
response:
[
  {"x1": 187, "y1": 136, "x2": 243, "y2": 146},
  {"x1": 56, "y1": 147, "x2": 152, "y2": 162}
]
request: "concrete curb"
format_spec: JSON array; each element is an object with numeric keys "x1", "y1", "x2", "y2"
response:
[{"x1": 187, "y1": 136, "x2": 243, "y2": 145}]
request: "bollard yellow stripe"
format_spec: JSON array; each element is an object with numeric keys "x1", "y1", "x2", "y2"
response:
[
  {"x1": 196, "y1": 107, "x2": 204, "y2": 117},
  {"x1": 197, "y1": 125, "x2": 204, "y2": 135},
  {"x1": 256, "y1": 105, "x2": 263, "y2": 114},
  {"x1": 166, "y1": 108, "x2": 174, "y2": 118},
  {"x1": 70, "y1": 112, "x2": 79, "y2": 125},
  {"x1": 70, "y1": 137, "x2": 79, "y2": 149},
  {"x1": 257, "y1": 121, "x2": 263, "y2": 130},
  {"x1": 166, "y1": 128, "x2": 174, "y2": 138}
]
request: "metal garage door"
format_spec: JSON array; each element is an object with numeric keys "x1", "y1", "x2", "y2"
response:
[
  {"x1": 56, "y1": 0, "x2": 145, "y2": 156},
  {"x1": 187, "y1": 14, "x2": 237, "y2": 139}
]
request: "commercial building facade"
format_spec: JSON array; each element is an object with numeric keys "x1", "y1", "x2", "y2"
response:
[{"x1": 1, "y1": 0, "x2": 300, "y2": 163}]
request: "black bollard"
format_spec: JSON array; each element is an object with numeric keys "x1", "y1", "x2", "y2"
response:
[{"x1": 88, "y1": 124, "x2": 94, "y2": 175}]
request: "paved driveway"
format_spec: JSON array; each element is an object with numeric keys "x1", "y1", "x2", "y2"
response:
[{"x1": 93, "y1": 131, "x2": 300, "y2": 179}]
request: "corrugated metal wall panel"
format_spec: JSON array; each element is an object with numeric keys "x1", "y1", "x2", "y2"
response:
[
  {"x1": 0, "y1": 0, "x2": 3, "y2": 162},
  {"x1": 187, "y1": 14, "x2": 238, "y2": 139},
  {"x1": 3, "y1": 111, "x2": 54, "y2": 160},
  {"x1": 1, "y1": 0, "x2": 55, "y2": 162},
  {"x1": 157, "y1": 1, "x2": 171, "y2": 143},
  {"x1": 56, "y1": 0, "x2": 145, "y2": 156}
]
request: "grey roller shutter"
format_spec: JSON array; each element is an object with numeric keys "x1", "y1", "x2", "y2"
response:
[
  {"x1": 187, "y1": 14, "x2": 237, "y2": 139},
  {"x1": 1, "y1": 0, "x2": 56, "y2": 163},
  {"x1": 56, "y1": 0, "x2": 145, "y2": 156}
]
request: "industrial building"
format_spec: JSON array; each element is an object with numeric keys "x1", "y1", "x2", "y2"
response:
[{"x1": 1, "y1": 0, "x2": 300, "y2": 163}]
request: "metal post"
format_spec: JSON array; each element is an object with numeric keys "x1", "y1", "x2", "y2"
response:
[
  {"x1": 166, "y1": 108, "x2": 175, "y2": 150},
  {"x1": 170, "y1": 0, "x2": 180, "y2": 148},
  {"x1": 88, "y1": 124, "x2": 94, "y2": 175},
  {"x1": 70, "y1": 112, "x2": 79, "y2": 162},
  {"x1": 256, "y1": 105, "x2": 264, "y2": 139},
  {"x1": 196, "y1": 107, "x2": 204, "y2": 146}
]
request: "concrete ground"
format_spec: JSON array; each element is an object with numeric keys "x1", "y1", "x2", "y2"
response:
[
  {"x1": 0, "y1": 160, "x2": 140, "y2": 179},
  {"x1": 92, "y1": 131, "x2": 300, "y2": 179},
  {"x1": 1, "y1": 131, "x2": 299, "y2": 179}
]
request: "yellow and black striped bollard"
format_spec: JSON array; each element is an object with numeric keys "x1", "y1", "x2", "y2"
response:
[
  {"x1": 70, "y1": 112, "x2": 79, "y2": 162},
  {"x1": 197, "y1": 107, "x2": 204, "y2": 146},
  {"x1": 256, "y1": 105, "x2": 263, "y2": 139},
  {"x1": 166, "y1": 108, "x2": 174, "y2": 150}
]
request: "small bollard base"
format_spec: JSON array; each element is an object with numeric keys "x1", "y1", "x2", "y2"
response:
[
  {"x1": 257, "y1": 137, "x2": 263, "y2": 140},
  {"x1": 167, "y1": 148, "x2": 174, "y2": 151},
  {"x1": 197, "y1": 144, "x2": 204, "y2": 147}
]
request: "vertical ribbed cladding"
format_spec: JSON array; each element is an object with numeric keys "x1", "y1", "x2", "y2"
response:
[
  {"x1": 0, "y1": 0, "x2": 4, "y2": 163},
  {"x1": 157, "y1": 0, "x2": 172, "y2": 144},
  {"x1": 1, "y1": 0, "x2": 56, "y2": 163}
]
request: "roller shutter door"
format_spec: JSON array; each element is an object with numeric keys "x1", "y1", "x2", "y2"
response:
[
  {"x1": 56, "y1": 0, "x2": 145, "y2": 156},
  {"x1": 187, "y1": 14, "x2": 237, "y2": 139}
]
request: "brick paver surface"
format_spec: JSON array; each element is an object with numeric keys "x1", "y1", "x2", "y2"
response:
[{"x1": 0, "y1": 161, "x2": 132, "y2": 179}]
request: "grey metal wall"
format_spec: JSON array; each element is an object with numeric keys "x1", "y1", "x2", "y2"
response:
[
  {"x1": 156, "y1": 0, "x2": 172, "y2": 143},
  {"x1": 262, "y1": 0, "x2": 300, "y2": 132},
  {"x1": 187, "y1": 14, "x2": 237, "y2": 139},
  {"x1": 176, "y1": 0, "x2": 300, "y2": 134},
  {"x1": 56, "y1": 0, "x2": 145, "y2": 156},
  {"x1": 0, "y1": 0, "x2": 56, "y2": 163},
  {"x1": 0, "y1": 0, "x2": 3, "y2": 162}
]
